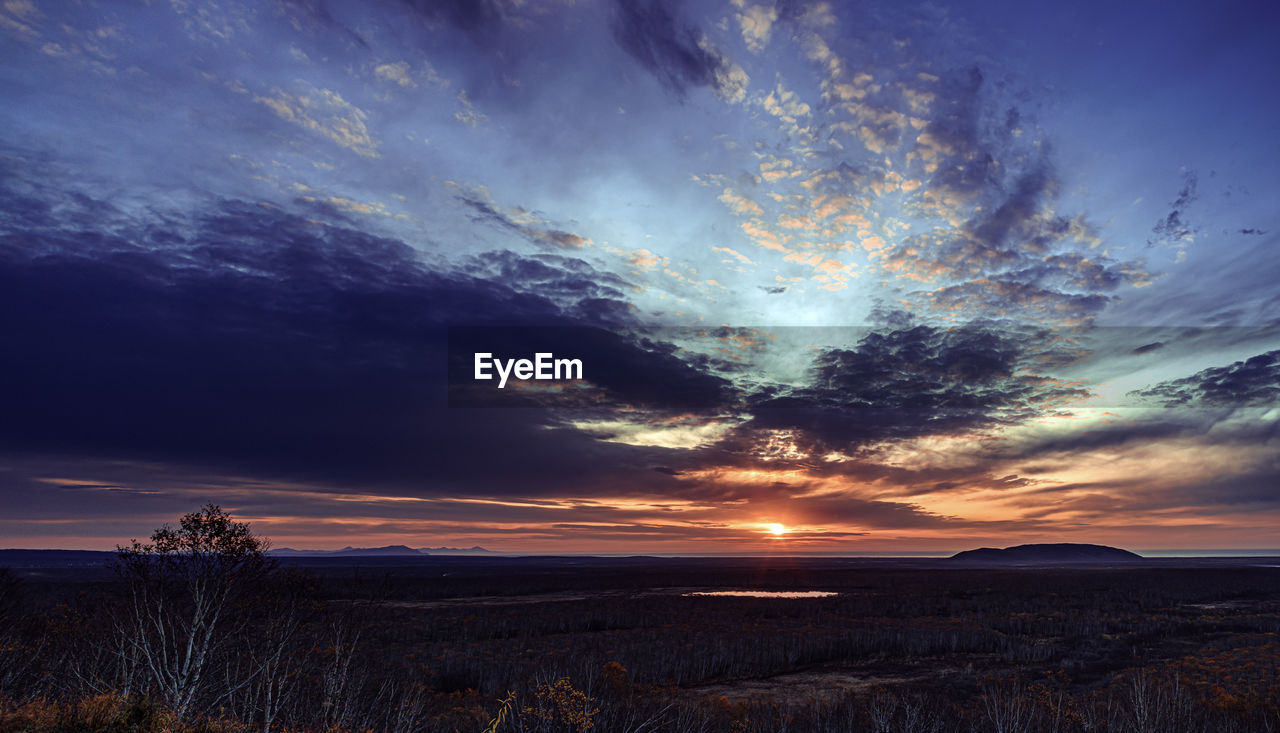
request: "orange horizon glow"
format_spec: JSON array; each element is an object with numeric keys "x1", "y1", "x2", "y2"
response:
[{"x1": 8, "y1": 509, "x2": 1280, "y2": 555}]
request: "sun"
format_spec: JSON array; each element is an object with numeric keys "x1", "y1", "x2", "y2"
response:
[{"x1": 765, "y1": 523, "x2": 788, "y2": 537}]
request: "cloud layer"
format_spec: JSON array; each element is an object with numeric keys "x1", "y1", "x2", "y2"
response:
[{"x1": 1, "y1": 0, "x2": 1278, "y2": 552}]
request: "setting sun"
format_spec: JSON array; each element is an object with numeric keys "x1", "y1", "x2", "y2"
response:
[{"x1": 765, "y1": 523, "x2": 788, "y2": 537}]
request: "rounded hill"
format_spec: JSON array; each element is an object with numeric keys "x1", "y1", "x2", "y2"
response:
[{"x1": 949, "y1": 543, "x2": 1143, "y2": 564}]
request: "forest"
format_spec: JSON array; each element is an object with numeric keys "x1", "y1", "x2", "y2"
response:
[{"x1": 1, "y1": 505, "x2": 1279, "y2": 732}]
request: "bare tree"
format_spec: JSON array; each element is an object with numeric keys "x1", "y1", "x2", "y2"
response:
[
  {"x1": 867, "y1": 687, "x2": 898, "y2": 733},
  {"x1": 0, "y1": 567, "x2": 38, "y2": 697},
  {"x1": 229, "y1": 569, "x2": 312, "y2": 732},
  {"x1": 981, "y1": 676, "x2": 1032, "y2": 733},
  {"x1": 111, "y1": 503, "x2": 275, "y2": 719}
]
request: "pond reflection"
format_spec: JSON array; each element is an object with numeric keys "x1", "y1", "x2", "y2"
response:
[{"x1": 685, "y1": 590, "x2": 837, "y2": 598}]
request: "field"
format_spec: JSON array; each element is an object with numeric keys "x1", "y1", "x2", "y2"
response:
[{"x1": 2, "y1": 554, "x2": 1280, "y2": 731}]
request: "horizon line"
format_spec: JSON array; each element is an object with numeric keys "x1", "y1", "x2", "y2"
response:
[{"x1": 5, "y1": 547, "x2": 1280, "y2": 559}]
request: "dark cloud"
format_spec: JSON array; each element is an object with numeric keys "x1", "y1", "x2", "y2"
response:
[
  {"x1": 611, "y1": 0, "x2": 738, "y2": 100},
  {"x1": 1129, "y1": 350, "x2": 1280, "y2": 407},
  {"x1": 1132, "y1": 341, "x2": 1165, "y2": 355},
  {"x1": 904, "y1": 167, "x2": 1145, "y2": 317},
  {"x1": 293, "y1": 0, "x2": 511, "y2": 39},
  {"x1": 1148, "y1": 169, "x2": 1198, "y2": 247},
  {"x1": 395, "y1": 0, "x2": 508, "y2": 33},
  {"x1": 965, "y1": 169, "x2": 1056, "y2": 261},
  {"x1": 1239, "y1": 228, "x2": 1266, "y2": 236},
  {"x1": 1000, "y1": 418, "x2": 1198, "y2": 460},
  {"x1": 0, "y1": 181, "x2": 729, "y2": 496},
  {"x1": 454, "y1": 190, "x2": 593, "y2": 251},
  {"x1": 738, "y1": 324, "x2": 1090, "y2": 452},
  {"x1": 278, "y1": 0, "x2": 371, "y2": 48},
  {"x1": 910, "y1": 66, "x2": 996, "y2": 206},
  {"x1": 808, "y1": 325, "x2": 1025, "y2": 403},
  {"x1": 871, "y1": 68, "x2": 1151, "y2": 322},
  {"x1": 905, "y1": 169, "x2": 1149, "y2": 320},
  {"x1": 460, "y1": 250, "x2": 632, "y2": 316},
  {"x1": 866, "y1": 304, "x2": 916, "y2": 330},
  {"x1": 925, "y1": 279, "x2": 1111, "y2": 323}
]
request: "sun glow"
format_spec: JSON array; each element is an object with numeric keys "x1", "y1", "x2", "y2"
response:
[{"x1": 765, "y1": 523, "x2": 788, "y2": 536}]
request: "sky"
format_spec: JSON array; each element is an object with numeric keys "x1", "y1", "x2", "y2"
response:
[{"x1": 1, "y1": 0, "x2": 1278, "y2": 554}]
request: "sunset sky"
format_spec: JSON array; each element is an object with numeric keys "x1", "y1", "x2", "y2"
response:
[{"x1": 2, "y1": 0, "x2": 1278, "y2": 553}]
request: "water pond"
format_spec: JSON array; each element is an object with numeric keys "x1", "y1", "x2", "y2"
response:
[{"x1": 684, "y1": 590, "x2": 838, "y2": 598}]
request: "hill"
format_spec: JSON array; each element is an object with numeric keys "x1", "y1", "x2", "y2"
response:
[
  {"x1": 270, "y1": 545, "x2": 425, "y2": 557},
  {"x1": 949, "y1": 543, "x2": 1143, "y2": 564},
  {"x1": 269, "y1": 545, "x2": 495, "y2": 557}
]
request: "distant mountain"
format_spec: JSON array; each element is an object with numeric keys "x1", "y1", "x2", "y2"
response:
[
  {"x1": 333, "y1": 545, "x2": 422, "y2": 556},
  {"x1": 270, "y1": 545, "x2": 424, "y2": 557},
  {"x1": 950, "y1": 543, "x2": 1143, "y2": 564},
  {"x1": 269, "y1": 545, "x2": 494, "y2": 557},
  {"x1": 266, "y1": 548, "x2": 329, "y2": 556},
  {"x1": 419, "y1": 546, "x2": 493, "y2": 555}
]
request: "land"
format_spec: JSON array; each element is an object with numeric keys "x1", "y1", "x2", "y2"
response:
[
  {"x1": 948, "y1": 543, "x2": 1145, "y2": 564},
  {"x1": 2, "y1": 550, "x2": 1279, "y2": 731}
]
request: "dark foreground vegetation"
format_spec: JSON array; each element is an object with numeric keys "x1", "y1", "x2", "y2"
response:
[{"x1": 2, "y1": 508, "x2": 1279, "y2": 732}]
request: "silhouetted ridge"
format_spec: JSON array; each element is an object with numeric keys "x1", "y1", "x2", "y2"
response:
[
  {"x1": 949, "y1": 543, "x2": 1143, "y2": 564},
  {"x1": 269, "y1": 545, "x2": 493, "y2": 556},
  {"x1": 332, "y1": 545, "x2": 421, "y2": 556}
]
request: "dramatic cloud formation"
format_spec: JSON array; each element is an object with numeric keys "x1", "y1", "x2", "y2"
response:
[
  {"x1": 1, "y1": 0, "x2": 1278, "y2": 552},
  {"x1": 451, "y1": 184, "x2": 593, "y2": 250},
  {"x1": 612, "y1": 0, "x2": 748, "y2": 103},
  {"x1": 1149, "y1": 170, "x2": 1199, "y2": 248},
  {"x1": 0, "y1": 174, "x2": 739, "y2": 492},
  {"x1": 1130, "y1": 350, "x2": 1280, "y2": 407},
  {"x1": 741, "y1": 323, "x2": 1089, "y2": 452}
]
